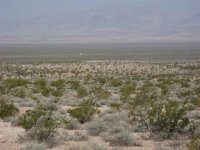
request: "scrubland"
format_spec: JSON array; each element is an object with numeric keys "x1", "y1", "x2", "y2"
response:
[{"x1": 0, "y1": 61, "x2": 200, "y2": 150}]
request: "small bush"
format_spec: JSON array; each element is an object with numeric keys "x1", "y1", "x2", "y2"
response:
[
  {"x1": 67, "y1": 99, "x2": 99, "y2": 123},
  {"x1": 0, "y1": 98, "x2": 19, "y2": 119},
  {"x1": 109, "y1": 102, "x2": 122, "y2": 110},
  {"x1": 110, "y1": 78, "x2": 122, "y2": 87},
  {"x1": 64, "y1": 118, "x2": 80, "y2": 130},
  {"x1": 50, "y1": 79, "x2": 65, "y2": 89},
  {"x1": 18, "y1": 105, "x2": 47, "y2": 130},
  {"x1": 20, "y1": 142, "x2": 46, "y2": 150},
  {"x1": 92, "y1": 86, "x2": 111, "y2": 99},
  {"x1": 104, "y1": 130, "x2": 142, "y2": 146},
  {"x1": 4, "y1": 78, "x2": 29, "y2": 89},
  {"x1": 187, "y1": 137, "x2": 200, "y2": 150},
  {"x1": 191, "y1": 98, "x2": 200, "y2": 107},
  {"x1": 129, "y1": 99, "x2": 193, "y2": 138},
  {"x1": 51, "y1": 89, "x2": 63, "y2": 97},
  {"x1": 68, "y1": 80, "x2": 80, "y2": 90},
  {"x1": 18, "y1": 104, "x2": 60, "y2": 143},
  {"x1": 34, "y1": 79, "x2": 47, "y2": 88},
  {"x1": 69, "y1": 140, "x2": 108, "y2": 150},
  {"x1": 120, "y1": 83, "x2": 135, "y2": 99},
  {"x1": 11, "y1": 87, "x2": 26, "y2": 98},
  {"x1": 87, "y1": 120, "x2": 107, "y2": 136},
  {"x1": 69, "y1": 131, "x2": 88, "y2": 141},
  {"x1": 77, "y1": 86, "x2": 88, "y2": 98}
]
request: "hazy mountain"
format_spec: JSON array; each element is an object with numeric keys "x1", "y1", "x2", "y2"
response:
[{"x1": 0, "y1": 0, "x2": 200, "y2": 43}]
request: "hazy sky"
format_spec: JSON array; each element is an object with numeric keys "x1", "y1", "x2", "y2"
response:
[{"x1": 0, "y1": 0, "x2": 200, "y2": 43}]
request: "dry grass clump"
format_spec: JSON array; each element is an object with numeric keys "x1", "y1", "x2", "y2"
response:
[
  {"x1": 103, "y1": 129, "x2": 142, "y2": 146},
  {"x1": 64, "y1": 118, "x2": 80, "y2": 130},
  {"x1": 69, "y1": 140, "x2": 108, "y2": 150},
  {"x1": 86, "y1": 120, "x2": 107, "y2": 136},
  {"x1": 64, "y1": 131, "x2": 88, "y2": 141},
  {"x1": 20, "y1": 142, "x2": 46, "y2": 150}
]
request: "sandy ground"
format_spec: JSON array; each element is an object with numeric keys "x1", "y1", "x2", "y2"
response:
[{"x1": 0, "y1": 120, "x2": 24, "y2": 150}]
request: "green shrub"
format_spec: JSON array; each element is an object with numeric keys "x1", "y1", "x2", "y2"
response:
[
  {"x1": 103, "y1": 130, "x2": 142, "y2": 146},
  {"x1": 41, "y1": 86, "x2": 52, "y2": 96},
  {"x1": 109, "y1": 102, "x2": 122, "y2": 110},
  {"x1": 92, "y1": 86, "x2": 111, "y2": 99},
  {"x1": 18, "y1": 104, "x2": 60, "y2": 143},
  {"x1": 77, "y1": 86, "x2": 88, "y2": 98},
  {"x1": 4, "y1": 78, "x2": 29, "y2": 90},
  {"x1": 191, "y1": 98, "x2": 200, "y2": 107},
  {"x1": 68, "y1": 80, "x2": 80, "y2": 90},
  {"x1": 50, "y1": 79, "x2": 65, "y2": 89},
  {"x1": 129, "y1": 99, "x2": 193, "y2": 138},
  {"x1": 120, "y1": 83, "x2": 135, "y2": 100},
  {"x1": 96, "y1": 76, "x2": 107, "y2": 84},
  {"x1": 51, "y1": 89, "x2": 63, "y2": 97},
  {"x1": 187, "y1": 137, "x2": 200, "y2": 150},
  {"x1": 67, "y1": 99, "x2": 99, "y2": 123},
  {"x1": 31, "y1": 113, "x2": 59, "y2": 142},
  {"x1": 11, "y1": 88, "x2": 26, "y2": 98},
  {"x1": 110, "y1": 78, "x2": 122, "y2": 87},
  {"x1": 0, "y1": 98, "x2": 19, "y2": 119},
  {"x1": 18, "y1": 105, "x2": 47, "y2": 130},
  {"x1": 34, "y1": 79, "x2": 47, "y2": 88}
]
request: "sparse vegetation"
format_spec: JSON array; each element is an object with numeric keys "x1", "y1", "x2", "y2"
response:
[
  {"x1": 0, "y1": 98, "x2": 19, "y2": 119},
  {"x1": 68, "y1": 99, "x2": 99, "y2": 123},
  {"x1": 0, "y1": 61, "x2": 200, "y2": 149}
]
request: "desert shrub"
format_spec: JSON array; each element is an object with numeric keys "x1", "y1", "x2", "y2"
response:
[
  {"x1": 67, "y1": 99, "x2": 99, "y2": 123},
  {"x1": 18, "y1": 105, "x2": 60, "y2": 143},
  {"x1": 129, "y1": 99, "x2": 193, "y2": 138},
  {"x1": 87, "y1": 120, "x2": 107, "y2": 136},
  {"x1": 50, "y1": 79, "x2": 65, "y2": 89},
  {"x1": 64, "y1": 118, "x2": 80, "y2": 130},
  {"x1": 30, "y1": 113, "x2": 59, "y2": 142},
  {"x1": 191, "y1": 98, "x2": 200, "y2": 107},
  {"x1": 69, "y1": 140, "x2": 108, "y2": 150},
  {"x1": 187, "y1": 137, "x2": 200, "y2": 150},
  {"x1": 3, "y1": 78, "x2": 29, "y2": 90},
  {"x1": 77, "y1": 86, "x2": 88, "y2": 98},
  {"x1": 34, "y1": 79, "x2": 47, "y2": 88},
  {"x1": 103, "y1": 130, "x2": 142, "y2": 146},
  {"x1": 110, "y1": 78, "x2": 122, "y2": 87},
  {"x1": 11, "y1": 87, "x2": 26, "y2": 98},
  {"x1": 66, "y1": 131, "x2": 88, "y2": 141},
  {"x1": 40, "y1": 86, "x2": 52, "y2": 97},
  {"x1": 34, "y1": 79, "x2": 53, "y2": 96},
  {"x1": 68, "y1": 80, "x2": 80, "y2": 90},
  {"x1": 92, "y1": 86, "x2": 111, "y2": 99},
  {"x1": 18, "y1": 105, "x2": 47, "y2": 130},
  {"x1": 20, "y1": 142, "x2": 46, "y2": 150},
  {"x1": 120, "y1": 83, "x2": 135, "y2": 99},
  {"x1": 51, "y1": 89, "x2": 63, "y2": 97},
  {"x1": 109, "y1": 102, "x2": 122, "y2": 110},
  {"x1": 0, "y1": 98, "x2": 19, "y2": 119},
  {"x1": 96, "y1": 76, "x2": 107, "y2": 84}
]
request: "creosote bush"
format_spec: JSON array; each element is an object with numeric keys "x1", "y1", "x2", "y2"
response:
[
  {"x1": 129, "y1": 99, "x2": 194, "y2": 138},
  {"x1": 0, "y1": 98, "x2": 19, "y2": 119},
  {"x1": 68, "y1": 80, "x2": 80, "y2": 90},
  {"x1": 92, "y1": 85, "x2": 111, "y2": 99},
  {"x1": 3, "y1": 78, "x2": 29, "y2": 90},
  {"x1": 77, "y1": 86, "x2": 88, "y2": 98},
  {"x1": 50, "y1": 79, "x2": 65, "y2": 89},
  {"x1": 67, "y1": 99, "x2": 99, "y2": 123},
  {"x1": 18, "y1": 104, "x2": 60, "y2": 143},
  {"x1": 110, "y1": 78, "x2": 122, "y2": 87}
]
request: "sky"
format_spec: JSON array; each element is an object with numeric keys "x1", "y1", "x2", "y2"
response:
[{"x1": 0, "y1": 0, "x2": 200, "y2": 44}]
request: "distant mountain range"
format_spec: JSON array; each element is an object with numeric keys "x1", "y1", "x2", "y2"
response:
[{"x1": 0, "y1": 0, "x2": 200, "y2": 43}]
